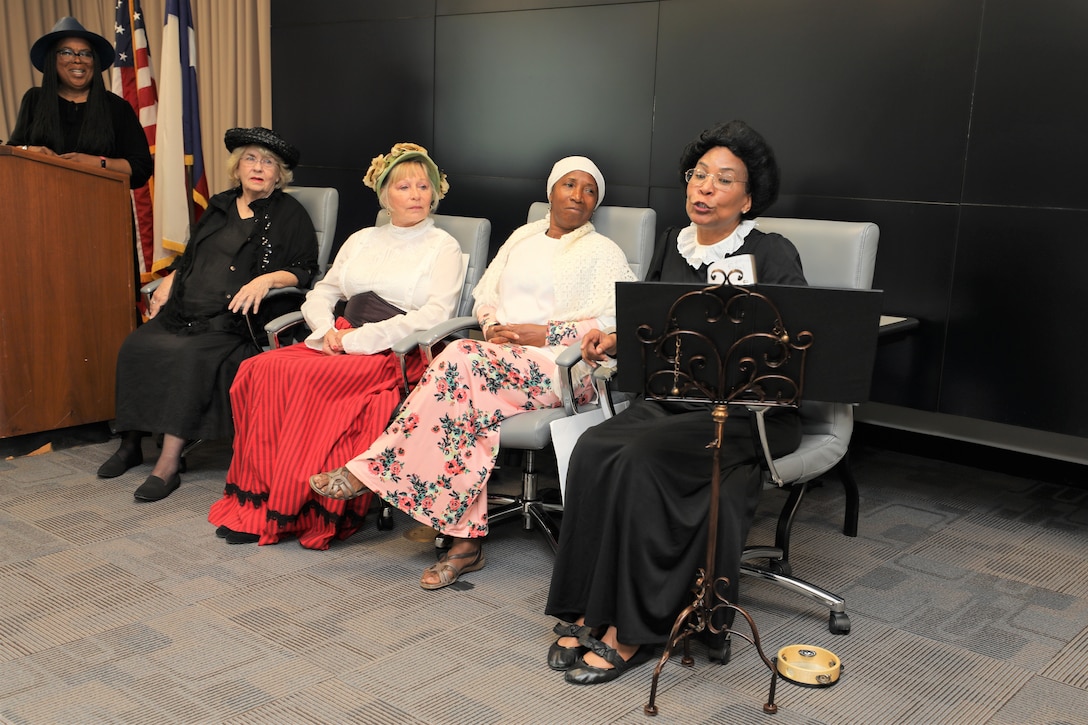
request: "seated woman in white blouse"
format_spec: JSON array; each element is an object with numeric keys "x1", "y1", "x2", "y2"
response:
[
  {"x1": 307, "y1": 156, "x2": 638, "y2": 591},
  {"x1": 207, "y1": 143, "x2": 465, "y2": 549}
]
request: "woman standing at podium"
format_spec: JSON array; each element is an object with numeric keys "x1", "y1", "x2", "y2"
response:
[{"x1": 7, "y1": 17, "x2": 151, "y2": 188}]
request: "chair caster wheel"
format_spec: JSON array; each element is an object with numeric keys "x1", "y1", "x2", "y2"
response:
[
  {"x1": 768, "y1": 559, "x2": 792, "y2": 577},
  {"x1": 708, "y1": 638, "x2": 732, "y2": 665},
  {"x1": 376, "y1": 506, "x2": 394, "y2": 531},
  {"x1": 829, "y1": 611, "x2": 851, "y2": 635}
]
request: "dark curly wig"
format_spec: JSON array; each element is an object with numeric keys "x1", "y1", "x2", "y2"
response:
[{"x1": 678, "y1": 120, "x2": 779, "y2": 219}]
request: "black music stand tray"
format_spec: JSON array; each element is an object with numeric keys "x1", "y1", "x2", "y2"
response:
[{"x1": 612, "y1": 279, "x2": 881, "y2": 716}]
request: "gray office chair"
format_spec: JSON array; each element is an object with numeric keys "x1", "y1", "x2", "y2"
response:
[
  {"x1": 418, "y1": 203, "x2": 657, "y2": 550},
  {"x1": 737, "y1": 216, "x2": 880, "y2": 636},
  {"x1": 284, "y1": 186, "x2": 340, "y2": 287}
]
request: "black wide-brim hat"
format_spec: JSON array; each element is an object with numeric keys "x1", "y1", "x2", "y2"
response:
[
  {"x1": 30, "y1": 16, "x2": 115, "y2": 72},
  {"x1": 224, "y1": 127, "x2": 301, "y2": 169}
]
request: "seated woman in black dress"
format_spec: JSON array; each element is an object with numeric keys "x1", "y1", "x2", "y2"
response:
[
  {"x1": 96, "y1": 127, "x2": 318, "y2": 502},
  {"x1": 544, "y1": 120, "x2": 807, "y2": 685}
]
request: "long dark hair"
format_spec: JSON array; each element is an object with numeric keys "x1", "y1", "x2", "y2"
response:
[{"x1": 26, "y1": 39, "x2": 116, "y2": 154}]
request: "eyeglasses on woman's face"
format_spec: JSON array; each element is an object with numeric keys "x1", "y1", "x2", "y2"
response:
[
  {"x1": 684, "y1": 168, "x2": 748, "y2": 192},
  {"x1": 56, "y1": 48, "x2": 95, "y2": 61},
  {"x1": 241, "y1": 154, "x2": 278, "y2": 169}
]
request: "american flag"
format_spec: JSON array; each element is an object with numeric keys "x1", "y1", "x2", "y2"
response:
[
  {"x1": 111, "y1": 0, "x2": 161, "y2": 282},
  {"x1": 155, "y1": 0, "x2": 209, "y2": 258}
]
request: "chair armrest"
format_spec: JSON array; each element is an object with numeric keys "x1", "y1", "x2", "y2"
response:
[
  {"x1": 592, "y1": 364, "x2": 621, "y2": 417},
  {"x1": 418, "y1": 316, "x2": 479, "y2": 363},
  {"x1": 264, "y1": 310, "x2": 305, "y2": 349},
  {"x1": 265, "y1": 285, "x2": 306, "y2": 300},
  {"x1": 139, "y1": 278, "x2": 162, "y2": 296},
  {"x1": 554, "y1": 343, "x2": 584, "y2": 369},
  {"x1": 392, "y1": 331, "x2": 424, "y2": 356},
  {"x1": 418, "y1": 316, "x2": 479, "y2": 346},
  {"x1": 139, "y1": 278, "x2": 162, "y2": 311},
  {"x1": 554, "y1": 344, "x2": 587, "y2": 414},
  {"x1": 747, "y1": 405, "x2": 785, "y2": 485},
  {"x1": 392, "y1": 331, "x2": 427, "y2": 395}
]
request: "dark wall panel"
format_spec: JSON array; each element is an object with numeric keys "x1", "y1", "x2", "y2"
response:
[
  {"x1": 438, "y1": 0, "x2": 645, "y2": 14},
  {"x1": 779, "y1": 196, "x2": 957, "y2": 410},
  {"x1": 942, "y1": 206, "x2": 1088, "y2": 436},
  {"x1": 271, "y1": 10, "x2": 437, "y2": 254},
  {"x1": 964, "y1": 0, "x2": 1088, "y2": 209},
  {"x1": 433, "y1": 3, "x2": 658, "y2": 210},
  {"x1": 274, "y1": 1, "x2": 435, "y2": 25},
  {"x1": 653, "y1": 0, "x2": 982, "y2": 203},
  {"x1": 271, "y1": 15, "x2": 435, "y2": 171}
]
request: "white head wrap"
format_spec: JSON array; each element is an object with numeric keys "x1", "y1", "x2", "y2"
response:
[{"x1": 546, "y1": 156, "x2": 605, "y2": 208}]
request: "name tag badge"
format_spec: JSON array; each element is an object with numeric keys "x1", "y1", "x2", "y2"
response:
[{"x1": 707, "y1": 254, "x2": 757, "y2": 286}]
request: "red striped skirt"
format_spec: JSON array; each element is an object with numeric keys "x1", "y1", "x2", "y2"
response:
[{"x1": 207, "y1": 341, "x2": 424, "y2": 549}]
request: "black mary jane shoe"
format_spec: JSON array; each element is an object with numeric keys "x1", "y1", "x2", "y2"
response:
[
  {"x1": 214, "y1": 525, "x2": 258, "y2": 544},
  {"x1": 563, "y1": 637, "x2": 654, "y2": 686},
  {"x1": 133, "y1": 473, "x2": 181, "y2": 502},
  {"x1": 548, "y1": 622, "x2": 591, "y2": 671},
  {"x1": 225, "y1": 530, "x2": 260, "y2": 545},
  {"x1": 97, "y1": 447, "x2": 144, "y2": 479}
]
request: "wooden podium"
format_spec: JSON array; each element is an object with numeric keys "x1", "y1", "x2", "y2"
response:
[{"x1": 0, "y1": 146, "x2": 136, "y2": 438}]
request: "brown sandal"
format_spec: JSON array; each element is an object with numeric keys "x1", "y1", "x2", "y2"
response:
[
  {"x1": 308, "y1": 466, "x2": 367, "y2": 500},
  {"x1": 420, "y1": 546, "x2": 486, "y2": 590}
]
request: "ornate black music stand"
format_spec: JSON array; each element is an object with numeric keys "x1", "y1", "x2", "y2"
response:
[{"x1": 611, "y1": 278, "x2": 882, "y2": 716}]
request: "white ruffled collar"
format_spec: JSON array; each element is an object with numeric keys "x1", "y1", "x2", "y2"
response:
[{"x1": 676, "y1": 220, "x2": 755, "y2": 269}]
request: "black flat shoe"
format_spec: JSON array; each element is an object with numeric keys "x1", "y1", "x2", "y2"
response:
[
  {"x1": 564, "y1": 638, "x2": 654, "y2": 686},
  {"x1": 215, "y1": 525, "x2": 233, "y2": 538},
  {"x1": 548, "y1": 622, "x2": 591, "y2": 671},
  {"x1": 225, "y1": 530, "x2": 259, "y2": 545},
  {"x1": 97, "y1": 447, "x2": 143, "y2": 478},
  {"x1": 133, "y1": 473, "x2": 181, "y2": 502}
]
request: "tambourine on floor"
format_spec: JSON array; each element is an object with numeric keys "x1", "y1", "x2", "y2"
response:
[{"x1": 775, "y1": 644, "x2": 843, "y2": 688}]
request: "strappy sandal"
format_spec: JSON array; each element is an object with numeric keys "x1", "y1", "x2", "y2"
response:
[
  {"x1": 549, "y1": 622, "x2": 591, "y2": 671},
  {"x1": 308, "y1": 466, "x2": 368, "y2": 500},
  {"x1": 420, "y1": 545, "x2": 486, "y2": 590}
]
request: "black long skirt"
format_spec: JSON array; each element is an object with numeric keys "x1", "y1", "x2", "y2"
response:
[
  {"x1": 113, "y1": 318, "x2": 256, "y2": 440},
  {"x1": 545, "y1": 397, "x2": 801, "y2": 645}
]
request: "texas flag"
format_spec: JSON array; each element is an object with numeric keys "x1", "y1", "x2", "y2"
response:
[{"x1": 155, "y1": 0, "x2": 209, "y2": 257}]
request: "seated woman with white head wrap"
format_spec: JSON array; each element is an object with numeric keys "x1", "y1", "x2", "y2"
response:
[{"x1": 308, "y1": 155, "x2": 637, "y2": 590}]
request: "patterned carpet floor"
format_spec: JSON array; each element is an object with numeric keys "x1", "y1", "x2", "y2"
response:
[{"x1": 1, "y1": 429, "x2": 1087, "y2": 724}]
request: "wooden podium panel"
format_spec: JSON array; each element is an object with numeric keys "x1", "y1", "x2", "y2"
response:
[{"x1": 0, "y1": 147, "x2": 136, "y2": 438}]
